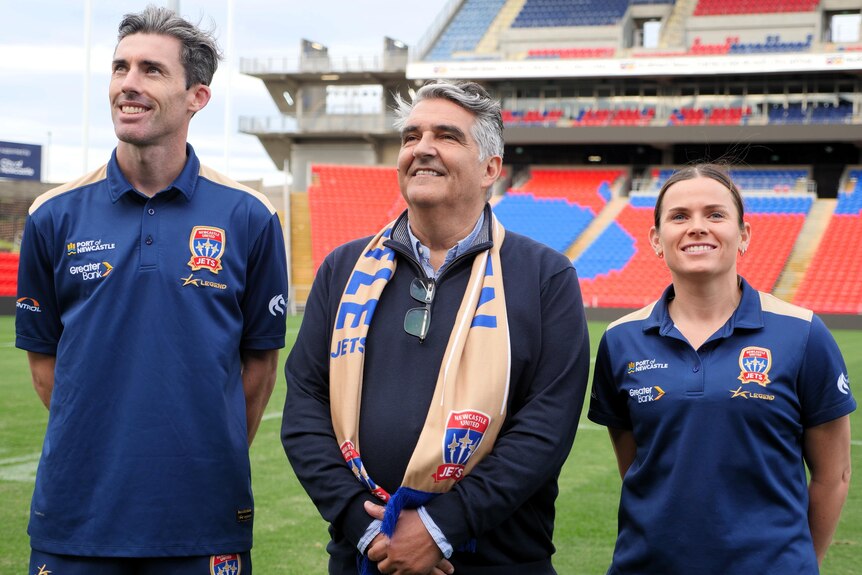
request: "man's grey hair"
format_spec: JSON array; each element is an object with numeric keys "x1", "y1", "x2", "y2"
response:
[
  {"x1": 393, "y1": 80, "x2": 504, "y2": 162},
  {"x1": 117, "y1": 4, "x2": 223, "y2": 89}
]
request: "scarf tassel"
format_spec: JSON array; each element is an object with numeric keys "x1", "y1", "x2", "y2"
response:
[{"x1": 360, "y1": 487, "x2": 477, "y2": 574}]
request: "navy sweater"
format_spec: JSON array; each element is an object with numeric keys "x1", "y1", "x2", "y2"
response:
[{"x1": 282, "y1": 207, "x2": 590, "y2": 574}]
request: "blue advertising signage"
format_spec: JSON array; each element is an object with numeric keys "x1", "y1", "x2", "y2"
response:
[{"x1": 0, "y1": 140, "x2": 42, "y2": 181}]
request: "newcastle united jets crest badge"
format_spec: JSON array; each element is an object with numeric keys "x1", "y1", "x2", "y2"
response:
[
  {"x1": 188, "y1": 226, "x2": 225, "y2": 274},
  {"x1": 738, "y1": 346, "x2": 772, "y2": 387},
  {"x1": 434, "y1": 410, "x2": 490, "y2": 483},
  {"x1": 210, "y1": 553, "x2": 241, "y2": 575}
]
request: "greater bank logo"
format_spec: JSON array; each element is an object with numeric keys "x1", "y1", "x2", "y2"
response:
[
  {"x1": 66, "y1": 238, "x2": 116, "y2": 256},
  {"x1": 629, "y1": 385, "x2": 665, "y2": 403},
  {"x1": 69, "y1": 261, "x2": 113, "y2": 281},
  {"x1": 16, "y1": 297, "x2": 42, "y2": 313}
]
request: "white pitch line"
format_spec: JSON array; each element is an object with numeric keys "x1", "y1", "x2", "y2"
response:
[
  {"x1": 0, "y1": 453, "x2": 41, "y2": 466},
  {"x1": 0, "y1": 453, "x2": 40, "y2": 483}
]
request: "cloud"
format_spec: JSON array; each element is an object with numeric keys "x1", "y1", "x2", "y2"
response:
[{"x1": 1, "y1": 0, "x2": 447, "y2": 184}]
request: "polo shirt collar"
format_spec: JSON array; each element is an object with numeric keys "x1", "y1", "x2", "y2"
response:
[
  {"x1": 106, "y1": 143, "x2": 200, "y2": 202},
  {"x1": 644, "y1": 276, "x2": 765, "y2": 337}
]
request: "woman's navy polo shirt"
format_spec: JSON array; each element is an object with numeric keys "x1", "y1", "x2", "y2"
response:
[{"x1": 589, "y1": 278, "x2": 855, "y2": 574}]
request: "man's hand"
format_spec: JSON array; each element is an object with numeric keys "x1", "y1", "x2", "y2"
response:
[{"x1": 364, "y1": 501, "x2": 454, "y2": 575}]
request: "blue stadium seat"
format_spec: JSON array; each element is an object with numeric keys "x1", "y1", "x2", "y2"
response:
[
  {"x1": 573, "y1": 222, "x2": 636, "y2": 279},
  {"x1": 513, "y1": 0, "x2": 631, "y2": 28},
  {"x1": 493, "y1": 194, "x2": 594, "y2": 252},
  {"x1": 426, "y1": 0, "x2": 508, "y2": 61},
  {"x1": 836, "y1": 170, "x2": 862, "y2": 214}
]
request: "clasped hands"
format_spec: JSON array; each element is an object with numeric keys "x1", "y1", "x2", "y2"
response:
[{"x1": 364, "y1": 501, "x2": 455, "y2": 575}]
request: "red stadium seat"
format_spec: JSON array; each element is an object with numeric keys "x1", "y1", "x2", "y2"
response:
[
  {"x1": 793, "y1": 214, "x2": 862, "y2": 314},
  {"x1": 510, "y1": 167, "x2": 625, "y2": 215},
  {"x1": 307, "y1": 165, "x2": 406, "y2": 272},
  {"x1": 0, "y1": 252, "x2": 19, "y2": 296},
  {"x1": 694, "y1": 0, "x2": 819, "y2": 16}
]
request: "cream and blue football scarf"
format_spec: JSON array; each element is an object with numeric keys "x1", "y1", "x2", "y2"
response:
[{"x1": 330, "y1": 215, "x2": 511, "y2": 555}]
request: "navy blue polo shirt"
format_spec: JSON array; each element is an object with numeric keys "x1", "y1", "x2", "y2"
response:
[
  {"x1": 589, "y1": 278, "x2": 855, "y2": 574},
  {"x1": 15, "y1": 145, "x2": 287, "y2": 556}
]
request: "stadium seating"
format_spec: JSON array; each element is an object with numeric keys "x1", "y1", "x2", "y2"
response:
[
  {"x1": 647, "y1": 168, "x2": 808, "y2": 193},
  {"x1": 576, "y1": 190, "x2": 811, "y2": 307},
  {"x1": 306, "y1": 165, "x2": 406, "y2": 270},
  {"x1": 737, "y1": 196, "x2": 812, "y2": 291},
  {"x1": 493, "y1": 193, "x2": 594, "y2": 252},
  {"x1": 694, "y1": 0, "x2": 820, "y2": 16},
  {"x1": 492, "y1": 166, "x2": 623, "y2": 259},
  {"x1": 577, "y1": 108, "x2": 656, "y2": 126},
  {"x1": 510, "y1": 167, "x2": 625, "y2": 214},
  {"x1": 669, "y1": 106, "x2": 752, "y2": 125},
  {"x1": 503, "y1": 108, "x2": 565, "y2": 125},
  {"x1": 576, "y1": 203, "x2": 671, "y2": 308},
  {"x1": 793, "y1": 172, "x2": 862, "y2": 313},
  {"x1": 0, "y1": 252, "x2": 19, "y2": 297},
  {"x1": 768, "y1": 101, "x2": 854, "y2": 125},
  {"x1": 728, "y1": 34, "x2": 813, "y2": 54},
  {"x1": 426, "y1": 0, "x2": 508, "y2": 61},
  {"x1": 527, "y1": 47, "x2": 616, "y2": 59},
  {"x1": 512, "y1": 0, "x2": 631, "y2": 27}
]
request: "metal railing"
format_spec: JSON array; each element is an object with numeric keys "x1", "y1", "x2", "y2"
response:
[
  {"x1": 239, "y1": 113, "x2": 400, "y2": 135},
  {"x1": 239, "y1": 53, "x2": 409, "y2": 75}
]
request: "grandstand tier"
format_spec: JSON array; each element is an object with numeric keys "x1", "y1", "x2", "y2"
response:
[{"x1": 235, "y1": 0, "x2": 862, "y2": 316}]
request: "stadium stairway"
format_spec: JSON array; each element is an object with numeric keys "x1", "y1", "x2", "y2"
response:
[
  {"x1": 772, "y1": 198, "x2": 836, "y2": 303},
  {"x1": 566, "y1": 197, "x2": 628, "y2": 261},
  {"x1": 473, "y1": 0, "x2": 527, "y2": 55},
  {"x1": 658, "y1": 0, "x2": 698, "y2": 49},
  {"x1": 288, "y1": 192, "x2": 314, "y2": 311}
]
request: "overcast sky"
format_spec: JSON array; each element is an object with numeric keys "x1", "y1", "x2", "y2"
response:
[{"x1": 0, "y1": 0, "x2": 448, "y2": 185}]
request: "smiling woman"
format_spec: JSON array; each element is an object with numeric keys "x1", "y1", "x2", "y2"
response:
[{"x1": 587, "y1": 163, "x2": 856, "y2": 575}]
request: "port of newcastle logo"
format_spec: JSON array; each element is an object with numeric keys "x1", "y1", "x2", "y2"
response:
[
  {"x1": 738, "y1": 346, "x2": 772, "y2": 387},
  {"x1": 434, "y1": 410, "x2": 490, "y2": 483},
  {"x1": 188, "y1": 226, "x2": 225, "y2": 274}
]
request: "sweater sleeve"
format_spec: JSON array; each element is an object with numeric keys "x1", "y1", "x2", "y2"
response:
[
  {"x1": 423, "y1": 265, "x2": 591, "y2": 546},
  {"x1": 281, "y1": 253, "x2": 380, "y2": 548}
]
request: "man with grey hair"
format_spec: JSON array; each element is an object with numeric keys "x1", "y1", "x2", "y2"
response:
[
  {"x1": 283, "y1": 79, "x2": 589, "y2": 574},
  {"x1": 16, "y1": 5, "x2": 287, "y2": 573}
]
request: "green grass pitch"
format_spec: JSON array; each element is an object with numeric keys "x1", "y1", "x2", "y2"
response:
[{"x1": 1, "y1": 315, "x2": 859, "y2": 573}]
